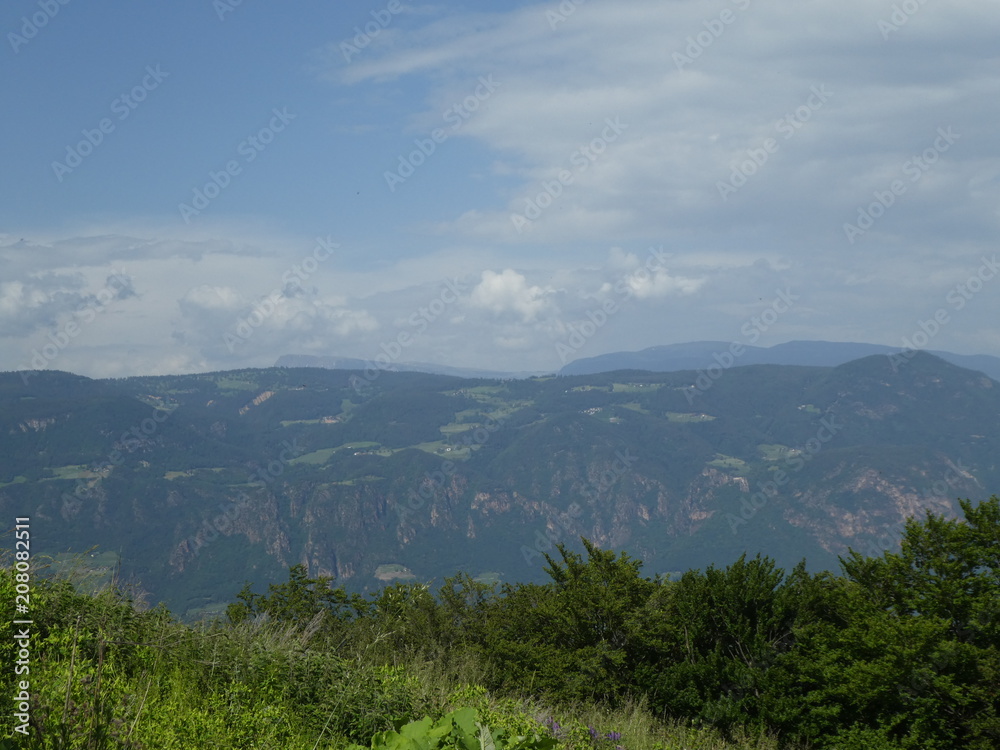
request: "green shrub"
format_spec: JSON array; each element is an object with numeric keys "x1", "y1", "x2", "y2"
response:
[{"x1": 348, "y1": 707, "x2": 558, "y2": 750}]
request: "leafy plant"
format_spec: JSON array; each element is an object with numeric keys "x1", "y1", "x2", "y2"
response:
[{"x1": 348, "y1": 708, "x2": 558, "y2": 750}]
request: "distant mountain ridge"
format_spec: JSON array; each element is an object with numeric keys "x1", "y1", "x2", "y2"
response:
[
  {"x1": 277, "y1": 342, "x2": 1000, "y2": 383},
  {"x1": 558, "y1": 340, "x2": 1000, "y2": 381},
  {"x1": 275, "y1": 354, "x2": 543, "y2": 380}
]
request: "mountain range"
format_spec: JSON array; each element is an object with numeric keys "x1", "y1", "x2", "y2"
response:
[
  {"x1": 2, "y1": 350, "x2": 997, "y2": 619},
  {"x1": 277, "y1": 341, "x2": 1000, "y2": 382},
  {"x1": 562, "y1": 340, "x2": 1000, "y2": 379},
  {"x1": 275, "y1": 353, "x2": 543, "y2": 380}
]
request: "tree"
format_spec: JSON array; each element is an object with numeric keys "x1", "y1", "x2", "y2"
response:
[
  {"x1": 633, "y1": 554, "x2": 799, "y2": 732},
  {"x1": 226, "y1": 564, "x2": 370, "y2": 630},
  {"x1": 785, "y1": 497, "x2": 1000, "y2": 748},
  {"x1": 478, "y1": 538, "x2": 656, "y2": 704}
]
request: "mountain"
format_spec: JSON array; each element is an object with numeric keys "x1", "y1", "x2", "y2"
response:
[
  {"x1": 559, "y1": 340, "x2": 1000, "y2": 381},
  {"x1": 275, "y1": 354, "x2": 545, "y2": 380},
  {"x1": 2, "y1": 352, "x2": 997, "y2": 619}
]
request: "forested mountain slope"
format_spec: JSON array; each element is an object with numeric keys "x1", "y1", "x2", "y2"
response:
[{"x1": 1, "y1": 351, "x2": 996, "y2": 617}]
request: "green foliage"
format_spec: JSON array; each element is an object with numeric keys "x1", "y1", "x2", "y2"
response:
[
  {"x1": 782, "y1": 495, "x2": 1000, "y2": 748},
  {"x1": 226, "y1": 562, "x2": 371, "y2": 627},
  {"x1": 347, "y1": 708, "x2": 557, "y2": 750},
  {"x1": 446, "y1": 684, "x2": 547, "y2": 740},
  {"x1": 632, "y1": 553, "x2": 798, "y2": 732},
  {"x1": 1, "y1": 496, "x2": 998, "y2": 749},
  {"x1": 479, "y1": 540, "x2": 655, "y2": 704}
]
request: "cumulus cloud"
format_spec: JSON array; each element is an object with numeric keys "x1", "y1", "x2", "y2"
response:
[
  {"x1": 598, "y1": 248, "x2": 705, "y2": 299},
  {"x1": 469, "y1": 269, "x2": 555, "y2": 322},
  {"x1": 0, "y1": 269, "x2": 138, "y2": 339},
  {"x1": 0, "y1": 281, "x2": 55, "y2": 333}
]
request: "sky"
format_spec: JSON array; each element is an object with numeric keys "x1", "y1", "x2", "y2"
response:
[{"x1": 2, "y1": 0, "x2": 999, "y2": 378}]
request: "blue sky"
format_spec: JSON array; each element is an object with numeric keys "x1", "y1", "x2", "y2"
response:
[{"x1": 2, "y1": 0, "x2": 1000, "y2": 377}]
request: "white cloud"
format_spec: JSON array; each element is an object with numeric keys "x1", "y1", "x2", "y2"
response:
[
  {"x1": 0, "y1": 281, "x2": 49, "y2": 318},
  {"x1": 180, "y1": 285, "x2": 243, "y2": 311},
  {"x1": 469, "y1": 269, "x2": 555, "y2": 322},
  {"x1": 619, "y1": 266, "x2": 704, "y2": 300}
]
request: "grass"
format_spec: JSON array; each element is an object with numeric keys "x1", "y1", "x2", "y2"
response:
[
  {"x1": 44, "y1": 551, "x2": 120, "y2": 594},
  {"x1": 410, "y1": 440, "x2": 474, "y2": 459},
  {"x1": 621, "y1": 402, "x2": 651, "y2": 414},
  {"x1": 212, "y1": 376, "x2": 259, "y2": 391},
  {"x1": 291, "y1": 437, "x2": 481, "y2": 466},
  {"x1": 290, "y1": 447, "x2": 342, "y2": 465},
  {"x1": 611, "y1": 383, "x2": 664, "y2": 393},
  {"x1": 440, "y1": 421, "x2": 481, "y2": 434},
  {"x1": 41, "y1": 465, "x2": 99, "y2": 481},
  {"x1": 446, "y1": 387, "x2": 534, "y2": 413},
  {"x1": 375, "y1": 564, "x2": 417, "y2": 581},
  {"x1": 290, "y1": 443, "x2": 381, "y2": 465},
  {"x1": 665, "y1": 412, "x2": 716, "y2": 423},
  {"x1": 707, "y1": 454, "x2": 750, "y2": 471},
  {"x1": 757, "y1": 444, "x2": 792, "y2": 461},
  {"x1": 317, "y1": 476, "x2": 384, "y2": 486},
  {"x1": 402, "y1": 650, "x2": 788, "y2": 750},
  {"x1": 540, "y1": 698, "x2": 785, "y2": 750}
]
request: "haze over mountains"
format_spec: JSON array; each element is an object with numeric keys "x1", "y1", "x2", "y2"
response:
[
  {"x1": 275, "y1": 354, "x2": 543, "y2": 380},
  {"x1": 558, "y1": 340, "x2": 1000, "y2": 381},
  {"x1": 4, "y1": 349, "x2": 997, "y2": 619},
  {"x1": 277, "y1": 341, "x2": 1000, "y2": 382}
]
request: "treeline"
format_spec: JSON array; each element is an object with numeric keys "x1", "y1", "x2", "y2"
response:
[{"x1": 2, "y1": 497, "x2": 998, "y2": 749}]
